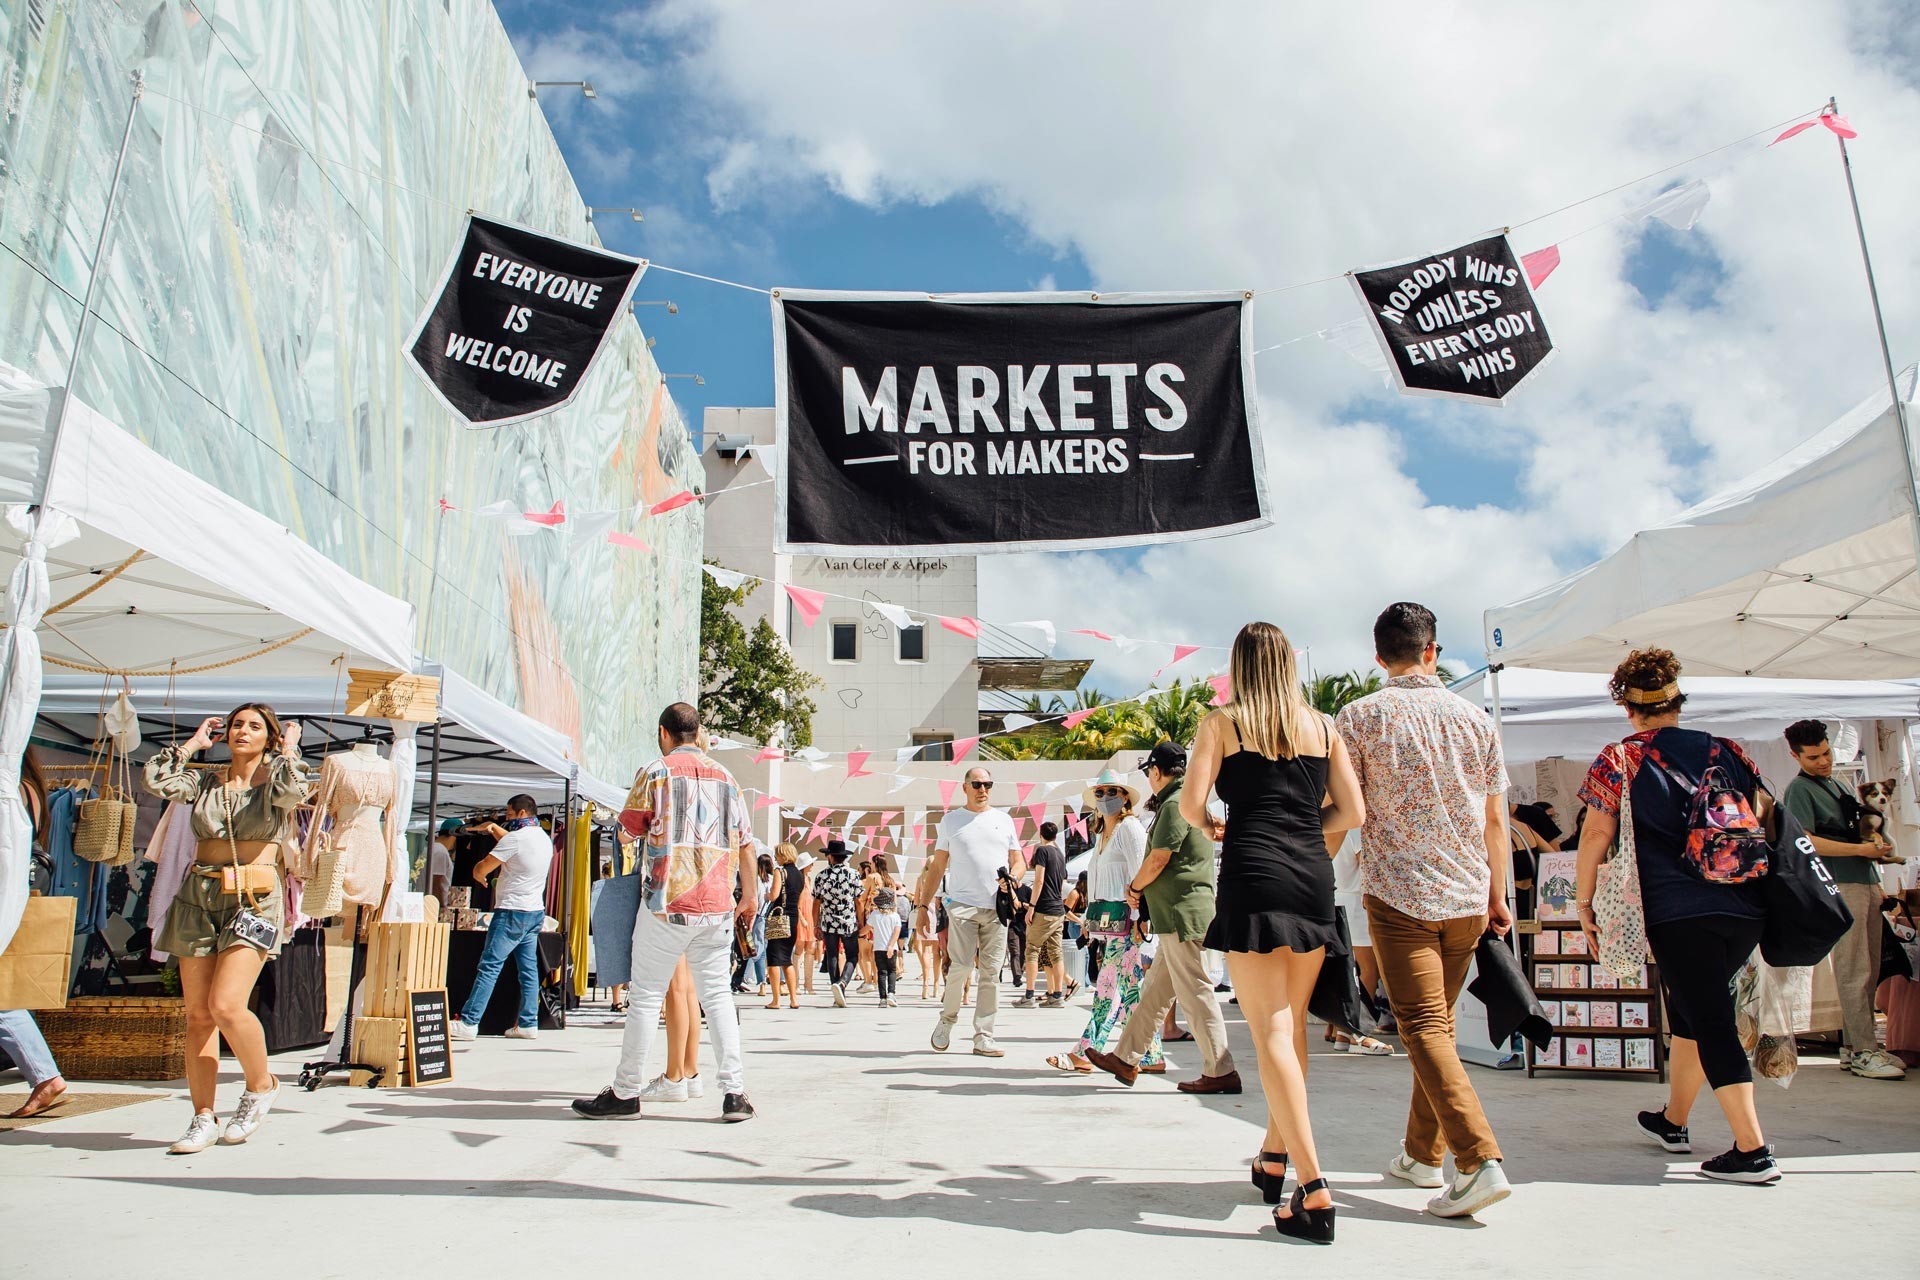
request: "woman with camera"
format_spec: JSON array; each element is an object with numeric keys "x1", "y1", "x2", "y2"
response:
[{"x1": 142, "y1": 704, "x2": 312, "y2": 1153}]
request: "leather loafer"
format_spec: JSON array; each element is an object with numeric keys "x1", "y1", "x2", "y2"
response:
[
  {"x1": 1177, "y1": 1071, "x2": 1244, "y2": 1095},
  {"x1": 1084, "y1": 1048, "x2": 1138, "y2": 1086}
]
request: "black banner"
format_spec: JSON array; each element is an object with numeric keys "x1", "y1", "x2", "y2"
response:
[
  {"x1": 1351, "y1": 233, "x2": 1552, "y2": 403},
  {"x1": 407, "y1": 214, "x2": 647, "y2": 427},
  {"x1": 774, "y1": 291, "x2": 1268, "y2": 553}
]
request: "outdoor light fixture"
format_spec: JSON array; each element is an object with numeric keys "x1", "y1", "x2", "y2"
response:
[
  {"x1": 664, "y1": 373, "x2": 705, "y2": 386},
  {"x1": 529, "y1": 80, "x2": 596, "y2": 99},
  {"x1": 645, "y1": 336, "x2": 657, "y2": 349},
  {"x1": 634, "y1": 300, "x2": 678, "y2": 315},
  {"x1": 585, "y1": 206, "x2": 643, "y2": 223}
]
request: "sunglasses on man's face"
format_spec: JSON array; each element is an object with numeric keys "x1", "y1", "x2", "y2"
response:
[{"x1": 967, "y1": 780, "x2": 993, "y2": 790}]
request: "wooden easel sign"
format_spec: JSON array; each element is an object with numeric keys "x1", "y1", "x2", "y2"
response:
[{"x1": 408, "y1": 988, "x2": 455, "y2": 1086}]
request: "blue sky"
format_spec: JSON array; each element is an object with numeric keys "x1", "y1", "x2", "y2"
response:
[{"x1": 495, "y1": 2, "x2": 1920, "y2": 688}]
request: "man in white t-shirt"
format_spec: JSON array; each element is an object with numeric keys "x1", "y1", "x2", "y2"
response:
[
  {"x1": 916, "y1": 765, "x2": 1023, "y2": 1056},
  {"x1": 450, "y1": 794, "x2": 554, "y2": 1042}
]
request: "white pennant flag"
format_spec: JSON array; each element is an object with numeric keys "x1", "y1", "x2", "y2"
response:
[
  {"x1": 570, "y1": 511, "x2": 617, "y2": 549},
  {"x1": 894, "y1": 746, "x2": 920, "y2": 765},
  {"x1": 745, "y1": 444, "x2": 778, "y2": 481},
  {"x1": 874, "y1": 601, "x2": 915, "y2": 630},
  {"x1": 1002, "y1": 713, "x2": 1038, "y2": 731},
  {"x1": 1320, "y1": 318, "x2": 1392, "y2": 376},
  {"x1": 708, "y1": 737, "x2": 742, "y2": 752},
  {"x1": 477, "y1": 499, "x2": 539, "y2": 536},
  {"x1": 703, "y1": 564, "x2": 750, "y2": 590},
  {"x1": 1633, "y1": 178, "x2": 1711, "y2": 232},
  {"x1": 794, "y1": 746, "x2": 829, "y2": 762},
  {"x1": 1007, "y1": 620, "x2": 1058, "y2": 655},
  {"x1": 888, "y1": 772, "x2": 917, "y2": 795}
]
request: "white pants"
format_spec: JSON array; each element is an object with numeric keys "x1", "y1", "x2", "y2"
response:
[
  {"x1": 938, "y1": 904, "x2": 1007, "y2": 1044},
  {"x1": 611, "y1": 911, "x2": 744, "y2": 1098}
]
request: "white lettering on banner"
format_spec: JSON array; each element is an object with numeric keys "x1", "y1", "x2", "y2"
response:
[
  {"x1": 1008, "y1": 365, "x2": 1054, "y2": 432},
  {"x1": 907, "y1": 440, "x2": 978, "y2": 475},
  {"x1": 905, "y1": 366, "x2": 953, "y2": 434},
  {"x1": 1376, "y1": 255, "x2": 1459, "y2": 325},
  {"x1": 957, "y1": 366, "x2": 1003, "y2": 433},
  {"x1": 985, "y1": 437, "x2": 1130, "y2": 475},
  {"x1": 470, "y1": 252, "x2": 605, "y2": 310},
  {"x1": 443, "y1": 333, "x2": 566, "y2": 387},
  {"x1": 844, "y1": 367, "x2": 899, "y2": 433},
  {"x1": 1057, "y1": 365, "x2": 1095, "y2": 431},
  {"x1": 1401, "y1": 309, "x2": 1538, "y2": 366},
  {"x1": 840, "y1": 362, "x2": 1191, "y2": 445},
  {"x1": 1144, "y1": 364, "x2": 1187, "y2": 431},
  {"x1": 1098, "y1": 363, "x2": 1138, "y2": 431}
]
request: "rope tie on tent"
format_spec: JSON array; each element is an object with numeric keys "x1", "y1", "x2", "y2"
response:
[
  {"x1": 43, "y1": 550, "x2": 145, "y2": 618},
  {"x1": 40, "y1": 627, "x2": 316, "y2": 676}
]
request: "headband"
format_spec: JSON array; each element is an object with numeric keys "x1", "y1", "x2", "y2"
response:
[{"x1": 1622, "y1": 682, "x2": 1681, "y2": 706}]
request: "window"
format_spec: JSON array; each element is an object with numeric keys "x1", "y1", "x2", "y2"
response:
[
  {"x1": 912, "y1": 732, "x2": 953, "y2": 762},
  {"x1": 831, "y1": 622, "x2": 858, "y2": 662},
  {"x1": 898, "y1": 623, "x2": 926, "y2": 662}
]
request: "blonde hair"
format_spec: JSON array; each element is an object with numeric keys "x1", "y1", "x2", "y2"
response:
[
  {"x1": 1223, "y1": 621, "x2": 1313, "y2": 759},
  {"x1": 774, "y1": 842, "x2": 799, "y2": 866}
]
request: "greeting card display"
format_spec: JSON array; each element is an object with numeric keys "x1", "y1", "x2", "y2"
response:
[
  {"x1": 1590, "y1": 1001, "x2": 1620, "y2": 1028},
  {"x1": 1526, "y1": 922, "x2": 1665, "y2": 1079},
  {"x1": 1595, "y1": 1038, "x2": 1624, "y2": 1069},
  {"x1": 1622, "y1": 1002, "x2": 1651, "y2": 1029}
]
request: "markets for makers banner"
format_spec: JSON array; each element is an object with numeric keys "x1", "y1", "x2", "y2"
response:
[
  {"x1": 1351, "y1": 232, "x2": 1553, "y2": 404},
  {"x1": 407, "y1": 214, "x2": 648, "y2": 427},
  {"x1": 773, "y1": 290, "x2": 1269, "y2": 554}
]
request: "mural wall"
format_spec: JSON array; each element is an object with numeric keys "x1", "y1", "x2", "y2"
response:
[{"x1": 0, "y1": 0, "x2": 702, "y2": 783}]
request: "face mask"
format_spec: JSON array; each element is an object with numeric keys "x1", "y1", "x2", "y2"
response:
[
  {"x1": 504, "y1": 816, "x2": 538, "y2": 831},
  {"x1": 1096, "y1": 795, "x2": 1125, "y2": 816}
]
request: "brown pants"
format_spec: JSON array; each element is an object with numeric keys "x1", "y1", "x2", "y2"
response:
[
  {"x1": 1365, "y1": 895, "x2": 1501, "y2": 1171},
  {"x1": 1115, "y1": 933, "x2": 1235, "y2": 1076}
]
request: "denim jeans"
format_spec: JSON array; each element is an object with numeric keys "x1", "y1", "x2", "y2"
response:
[
  {"x1": 0, "y1": 1009, "x2": 59, "y2": 1086},
  {"x1": 461, "y1": 908, "x2": 545, "y2": 1029}
]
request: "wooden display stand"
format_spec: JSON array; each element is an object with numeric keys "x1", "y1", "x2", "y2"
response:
[
  {"x1": 349, "y1": 918, "x2": 451, "y2": 1088},
  {"x1": 1526, "y1": 925, "x2": 1667, "y2": 1081}
]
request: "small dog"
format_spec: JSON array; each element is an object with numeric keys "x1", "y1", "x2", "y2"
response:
[{"x1": 1857, "y1": 778, "x2": 1897, "y2": 851}]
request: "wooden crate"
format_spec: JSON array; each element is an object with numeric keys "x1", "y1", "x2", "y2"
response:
[
  {"x1": 363, "y1": 921, "x2": 451, "y2": 1019},
  {"x1": 345, "y1": 668, "x2": 440, "y2": 723},
  {"x1": 349, "y1": 1015, "x2": 408, "y2": 1088}
]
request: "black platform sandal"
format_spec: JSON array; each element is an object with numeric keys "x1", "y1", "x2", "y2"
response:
[
  {"x1": 1272, "y1": 1177, "x2": 1335, "y2": 1244},
  {"x1": 1249, "y1": 1151, "x2": 1288, "y2": 1204}
]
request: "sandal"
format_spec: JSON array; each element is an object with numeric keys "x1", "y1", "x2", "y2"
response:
[
  {"x1": 1250, "y1": 1150, "x2": 1288, "y2": 1205},
  {"x1": 1046, "y1": 1053, "x2": 1093, "y2": 1074},
  {"x1": 1347, "y1": 1035, "x2": 1393, "y2": 1057},
  {"x1": 1164, "y1": 1029, "x2": 1195, "y2": 1043},
  {"x1": 1272, "y1": 1178, "x2": 1335, "y2": 1243}
]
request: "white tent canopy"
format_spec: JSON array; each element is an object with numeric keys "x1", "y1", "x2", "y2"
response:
[
  {"x1": 1485, "y1": 368, "x2": 1920, "y2": 679},
  {"x1": 1456, "y1": 666, "x2": 1920, "y2": 767}
]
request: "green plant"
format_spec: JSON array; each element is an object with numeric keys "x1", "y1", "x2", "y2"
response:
[{"x1": 699, "y1": 562, "x2": 821, "y2": 748}]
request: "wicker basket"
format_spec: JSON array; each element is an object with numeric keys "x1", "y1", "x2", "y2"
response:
[{"x1": 37, "y1": 996, "x2": 187, "y2": 1080}]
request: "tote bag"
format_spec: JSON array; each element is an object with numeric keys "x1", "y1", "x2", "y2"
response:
[
  {"x1": 1594, "y1": 767, "x2": 1651, "y2": 981},
  {"x1": 0, "y1": 896, "x2": 78, "y2": 1009},
  {"x1": 1757, "y1": 803, "x2": 1853, "y2": 967}
]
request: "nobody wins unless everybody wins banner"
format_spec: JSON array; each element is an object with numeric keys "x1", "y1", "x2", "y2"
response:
[{"x1": 773, "y1": 290, "x2": 1271, "y2": 554}]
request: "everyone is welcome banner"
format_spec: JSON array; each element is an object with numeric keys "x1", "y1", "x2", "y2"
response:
[{"x1": 773, "y1": 290, "x2": 1268, "y2": 553}]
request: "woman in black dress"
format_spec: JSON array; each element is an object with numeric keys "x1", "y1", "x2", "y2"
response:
[
  {"x1": 1182, "y1": 622, "x2": 1365, "y2": 1244},
  {"x1": 763, "y1": 843, "x2": 805, "y2": 1010}
]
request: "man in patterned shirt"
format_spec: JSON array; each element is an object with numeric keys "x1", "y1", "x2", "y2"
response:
[
  {"x1": 813, "y1": 841, "x2": 862, "y2": 1007},
  {"x1": 1335, "y1": 603, "x2": 1513, "y2": 1220},
  {"x1": 573, "y1": 703, "x2": 759, "y2": 1123}
]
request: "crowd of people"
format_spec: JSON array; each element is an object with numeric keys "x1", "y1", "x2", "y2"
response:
[{"x1": 7, "y1": 598, "x2": 1912, "y2": 1247}]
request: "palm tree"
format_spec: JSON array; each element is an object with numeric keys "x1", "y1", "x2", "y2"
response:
[{"x1": 1304, "y1": 670, "x2": 1382, "y2": 716}]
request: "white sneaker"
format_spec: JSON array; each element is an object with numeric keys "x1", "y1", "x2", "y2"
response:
[
  {"x1": 884, "y1": 996, "x2": 899, "y2": 1008},
  {"x1": 1847, "y1": 1047, "x2": 1908, "y2": 1079},
  {"x1": 638, "y1": 1074, "x2": 690, "y2": 1103},
  {"x1": 931, "y1": 1020, "x2": 953, "y2": 1052},
  {"x1": 832, "y1": 984, "x2": 847, "y2": 1008},
  {"x1": 856, "y1": 981, "x2": 874, "y2": 994},
  {"x1": 504, "y1": 1025, "x2": 539, "y2": 1041},
  {"x1": 686, "y1": 1074, "x2": 705, "y2": 1099},
  {"x1": 1387, "y1": 1142, "x2": 1444, "y2": 1189},
  {"x1": 1426, "y1": 1159, "x2": 1512, "y2": 1218},
  {"x1": 168, "y1": 1112, "x2": 221, "y2": 1155},
  {"x1": 220, "y1": 1085, "x2": 279, "y2": 1145},
  {"x1": 448, "y1": 1019, "x2": 479, "y2": 1042}
]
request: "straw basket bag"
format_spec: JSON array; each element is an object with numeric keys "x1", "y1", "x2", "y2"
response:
[
  {"x1": 301, "y1": 768, "x2": 347, "y2": 918},
  {"x1": 73, "y1": 739, "x2": 136, "y2": 864}
]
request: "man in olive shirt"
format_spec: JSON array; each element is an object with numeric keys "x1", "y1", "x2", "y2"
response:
[
  {"x1": 1781, "y1": 719, "x2": 1906, "y2": 1080},
  {"x1": 1087, "y1": 742, "x2": 1241, "y2": 1094}
]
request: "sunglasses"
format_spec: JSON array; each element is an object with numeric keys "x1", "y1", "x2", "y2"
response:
[
  {"x1": 967, "y1": 780, "x2": 994, "y2": 790},
  {"x1": 1094, "y1": 787, "x2": 1126, "y2": 799}
]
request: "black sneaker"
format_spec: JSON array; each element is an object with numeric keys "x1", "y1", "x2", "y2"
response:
[
  {"x1": 1700, "y1": 1143, "x2": 1780, "y2": 1184},
  {"x1": 1635, "y1": 1108, "x2": 1690, "y2": 1153},
  {"x1": 571, "y1": 1087, "x2": 640, "y2": 1121},
  {"x1": 722, "y1": 1092, "x2": 756, "y2": 1123}
]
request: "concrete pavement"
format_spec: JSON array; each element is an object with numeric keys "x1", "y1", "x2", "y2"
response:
[{"x1": 3, "y1": 985, "x2": 1916, "y2": 1277}]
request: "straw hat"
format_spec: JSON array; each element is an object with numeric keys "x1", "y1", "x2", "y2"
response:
[
  {"x1": 1080, "y1": 767, "x2": 1141, "y2": 813},
  {"x1": 794, "y1": 851, "x2": 817, "y2": 871}
]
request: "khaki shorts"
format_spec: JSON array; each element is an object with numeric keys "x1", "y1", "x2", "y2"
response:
[
  {"x1": 1029, "y1": 912, "x2": 1066, "y2": 967},
  {"x1": 156, "y1": 870, "x2": 285, "y2": 958}
]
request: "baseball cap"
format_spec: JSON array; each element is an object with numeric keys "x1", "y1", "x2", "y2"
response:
[
  {"x1": 436, "y1": 817, "x2": 463, "y2": 836},
  {"x1": 1137, "y1": 741, "x2": 1187, "y2": 775}
]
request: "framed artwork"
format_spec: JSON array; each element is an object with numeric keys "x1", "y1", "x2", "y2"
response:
[
  {"x1": 1621, "y1": 1001, "x2": 1650, "y2": 1029},
  {"x1": 1595, "y1": 1038, "x2": 1624, "y2": 1069}
]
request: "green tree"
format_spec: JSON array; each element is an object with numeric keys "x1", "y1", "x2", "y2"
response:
[
  {"x1": 699, "y1": 565, "x2": 820, "y2": 749},
  {"x1": 1304, "y1": 670, "x2": 1383, "y2": 716}
]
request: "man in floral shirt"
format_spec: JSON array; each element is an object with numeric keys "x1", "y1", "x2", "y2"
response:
[
  {"x1": 813, "y1": 841, "x2": 862, "y2": 1008},
  {"x1": 1336, "y1": 602, "x2": 1513, "y2": 1220}
]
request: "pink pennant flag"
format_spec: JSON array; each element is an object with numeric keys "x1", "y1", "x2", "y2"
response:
[
  {"x1": 950, "y1": 735, "x2": 980, "y2": 761},
  {"x1": 861, "y1": 824, "x2": 877, "y2": 841},
  {"x1": 607, "y1": 531, "x2": 651, "y2": 552},
  {"x1": 1063, "y1": 708, "x2": 1096, "y2": 730},
  {"x1": 1067, "y1": 812, "x2": 1089, "y2": 841},
  {"x1": 907, "y1": 824, "x2": 925, "y2": 844},
  {"x1": 1015, "y1": 782, "x2": 1036, "y2": 808},
  {"x1": 1771, "y1": 119, "x2": 1820, "y2": 146},
  {"x1": 1155, "y1": 643, "x2": 1202, "y2": 677},
  {"x1": 524, "y1": 500, "x2": 567, "y2": 526},
  {"x1": 1520, "y1": 244, "x2": 1561, "y2": 288},
  {"x1": 784, "y1": 585, "x2": 827, "y2": 627},
  {"x1": 1822, "y1": 112, "x2": 1857, "y2": 139},
  {"x1": 1072, "y1": 628, "x2": 1114, "y2": 642},
  {"x1": 437, "y1": 497, "x2": 456, "y2": 513},
  {"x1": 1026, "y1": 802, "x2": 1047, "y2": 828},
  {"x1": 938, "y1": 778, "x2": 960, "y2": 809},
  {"x1": 754, "y1": 794, "x2": 783, "y2": 811},
  {"x1": 939, "y1": 615, "x2": 981, "y2": 638},
  {"x1": 846, "y1": 750, "x2": 873, "y2": 779},
  {"x1": 649, "y1": 490, "x2": 699, "y2": 516},
  {"x1": 875, "y1": 833, "x2": 892, "y2": 853},
  {"x1": 1209, "y1": 674, "x2": 1232, "y2": 706},
  {"x1": 880, "y1": 810, "x2": 900, "y2": 825},
  {"x1": 754, "y1": 746, "x2": 785, "y2": 763}
]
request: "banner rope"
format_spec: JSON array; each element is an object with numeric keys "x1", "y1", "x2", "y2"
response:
[{"x1": 39, "y1": 627, "x2": 317, "y2": 677}]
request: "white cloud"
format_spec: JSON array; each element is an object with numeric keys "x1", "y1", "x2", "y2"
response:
[{"x1": 643, "y1": 0, "x2": 1920, "y2": 685}]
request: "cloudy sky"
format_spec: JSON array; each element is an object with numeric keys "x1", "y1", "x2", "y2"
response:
[{"x1": 498, "y1": 0, "x2": 1920, "y2": 692}]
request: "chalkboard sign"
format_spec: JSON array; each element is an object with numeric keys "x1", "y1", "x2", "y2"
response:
[{"x1": 408, "y1": 988, "x2": 454, "y2": 1087}]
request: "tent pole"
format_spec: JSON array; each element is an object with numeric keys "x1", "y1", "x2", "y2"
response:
[
  {"x1": 1830, "y1": 96, "x2": 1920, "y2": 557},
  {"x1": 44, "y1": 71, "x2": 143, "y2": 487},
  {"x1": 422, "y1": 718, "x2": 442, "y2": 892}
]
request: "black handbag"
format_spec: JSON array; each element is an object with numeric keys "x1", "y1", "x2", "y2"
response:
[
  {"x1": 1466, "y1": 931, "x2": 1554, "y2": 1050},
  {"x1": 1306, "y1": 907, "x2": 1376, "y2": 1033},
  {"x1": 1880, "y1": 913, "x2": 1914, "y2": 985},
  {"x1": 1758, "y1": 802, "x2": 1854, "y2": 967}
]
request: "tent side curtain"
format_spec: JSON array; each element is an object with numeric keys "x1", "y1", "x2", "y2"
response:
[
  {"x1": 1485, "y1": 367, "x2": 1920, "y2": 678},
  {"x1": 41, "y1": 389, "x2": 416, "y2": 674}
]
